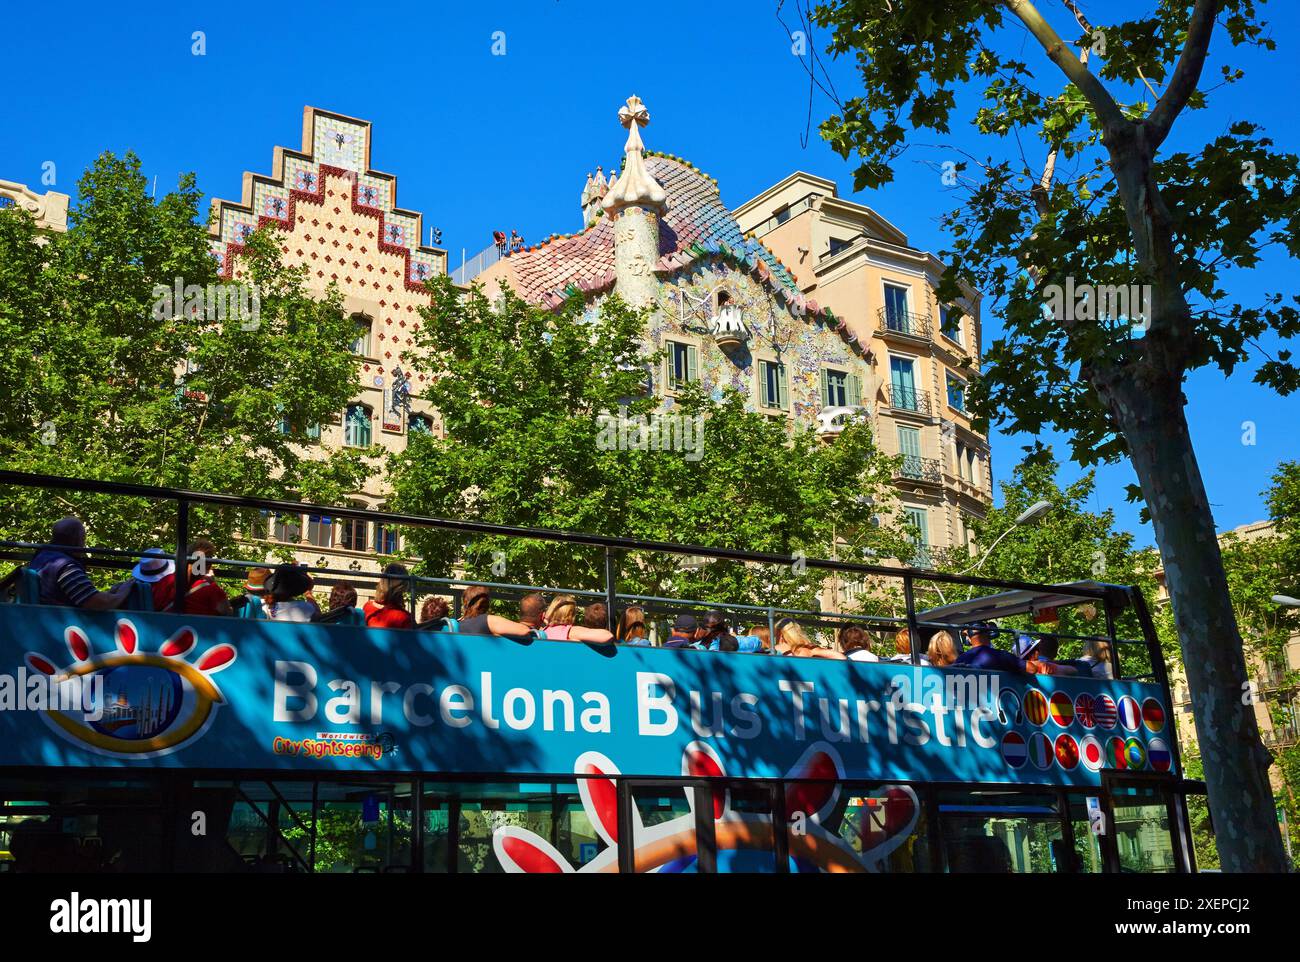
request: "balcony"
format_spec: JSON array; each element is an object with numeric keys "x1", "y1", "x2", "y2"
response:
[
  {"x1": 896, "y1": 455, "x2": 942, "y2": 484},
  {"x1": 877, "y1": 307, "x2": 931, "y2": 340},
  {"x1": 883, "y1": 384, "x2": 932, "y2": 415}
]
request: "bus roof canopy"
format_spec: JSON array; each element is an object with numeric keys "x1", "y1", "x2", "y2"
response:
[{"x1": 916, "y1": 581, "x2": 1122, "y2": 626}]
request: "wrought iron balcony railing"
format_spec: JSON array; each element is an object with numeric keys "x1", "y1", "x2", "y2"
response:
[
  {"x1": 896, "y1": 456, "x2": 942, "y2": 483},
  {"x1": 884, "y1": 384, "x2": 932, "y2": 415},
  {"x1": 877, "y1": 307, "x2": 931, "y2": 339}
]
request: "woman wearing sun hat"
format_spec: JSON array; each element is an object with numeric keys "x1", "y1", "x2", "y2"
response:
[
  {"x1": 262, "y1": 564, "x2": 319, "y2": 623},
  {"x1": 130, "y1": 548, "x2": 175, "y2": 585}
]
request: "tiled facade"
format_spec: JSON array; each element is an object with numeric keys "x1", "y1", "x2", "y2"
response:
[
  {"x1": 208, "y1": 107, "x2": 447, "y2": 588},
  {"x1": 734, "y1": 173, "x2": 993, "y2": 560}
]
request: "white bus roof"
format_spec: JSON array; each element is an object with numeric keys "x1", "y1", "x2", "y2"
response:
[{"x1": 916, "y1": 581, "x2": 1117, "y2": 625}]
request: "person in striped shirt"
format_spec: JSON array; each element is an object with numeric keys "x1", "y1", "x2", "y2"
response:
[{"x1": 30, "y1": 517, "x2": 131, "y2": 611}]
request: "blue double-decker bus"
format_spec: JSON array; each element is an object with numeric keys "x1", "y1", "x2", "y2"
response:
[{"x1": 0, "y1": 472, "x2": 1199, "y2": 873}]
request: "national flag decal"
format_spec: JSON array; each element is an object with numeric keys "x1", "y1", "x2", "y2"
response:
[
  {"x1": 1080, "y1": 734, "x2": 1104, "y2": 772},
  {"x1": 1124, "y1": 737, "x2": 1147, "y2": 770},
  {"x1": 1105, "y1": 736, "x2": 1128, "y2": 769},
  {"x1": 1148, "y1": 738, "x2": 1172, "y2": 772},
  {"x1": 1093, "y1": 694, "x2": 1118, "y2": 730},
  {"x1": 1001, "y1": 731, "x2": 1028, "y2": 769},
  {"x1": 1024, "y1": 689, "x2": 1049, "y2": 726},
  {"x1": 1074, "y1": 693, "x2": 1097, "y2": 729},
  {"x1": 1054, "y1": 733, "x2": 1080, "y2": 771},
  {"x1": 1141, "y1": 698, "x2": 1166, "y2": 733},
  {"x1": 1118, "y1": 696, "x2": 1142, "y2": 732},
  {"x1": 1049, "y1": 691, "x2": 1075, "y2": 728},
  {"x1": 1028, "y1": 731, "x2": 1054, "y2": 770}
]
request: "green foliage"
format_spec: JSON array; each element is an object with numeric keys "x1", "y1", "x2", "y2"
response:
[
  {"x1": 387, "y1": 276, "x2": 910, "y2": 609},
  {"x1": 0, "y1": 152, "x2": 373, "y2": 560}
]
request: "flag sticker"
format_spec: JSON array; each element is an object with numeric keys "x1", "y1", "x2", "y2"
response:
[
  {"x1": 1105, "y1": 736, "x2": 1128, "y2": 769},
  {"x1": 1002, "y1": 731, "x2": 1028, "y2": 769},
  {"x1": 1148, "y1": 737, "x2": 1172, "y2": 772},
  {"x1": 1080, "y1": 734, "x2": 1104, "y2": 772},
  {"x1": 997, "y1": 689, "x2": 1023, "y2": 726},
  {"x1": 1074, "y1": 693, "x2": 1097, "y2": 729},
  {"x1": 1028, "y1": 731, "x2": 1054, "y2": 770},
  {"x1": 1118, "y1": 696, "x2": 1142, "y2": 732},
  {"x1": 1094, "y1": 694, "x2": 1118, "y2": 730},
  {"x1": 1054, "y1": 733, "x2": 1080, "y2": 771},
  {"x1": 1024, "y1": 689, "x2": 1049, "y2": 726},
  {"x1": 1141, "y1": 698, "x2": 1166, "y2": 733},
  {"x1": 1125, "y1": 737, "x2": 1148, "y2": 770},
  {"x1": 1049, "y1": 691, "x2": 1075, "y2": 728}
]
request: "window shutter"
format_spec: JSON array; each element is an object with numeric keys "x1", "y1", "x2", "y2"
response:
[
  {"x1": 777, "y1": 364, "x2": 788, "y2": 409},
  {"x1": 847, "y1": 374, "x2": 862, "y2": 407},
  {"x1": 760, "y1": 363, "x2": 771, "y2": 407},
  {"x1": 820, "y1": 369, "x2": 830, "y2": 408},
  {"x1": 687, "y1": 345, "x2": 698, "y2": 383}
]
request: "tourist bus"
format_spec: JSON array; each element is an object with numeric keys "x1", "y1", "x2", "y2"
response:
[{"x1": 0, "y1": 472, "x2": 1201, "y2": 873}]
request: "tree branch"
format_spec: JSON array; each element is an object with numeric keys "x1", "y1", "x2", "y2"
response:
[
  {"x1": 1146, "y1": 0, "x2": 1222, "y2": 148},
  {"x1": 1002, "y1": 0, "x2": 1127, "y2": 134}
]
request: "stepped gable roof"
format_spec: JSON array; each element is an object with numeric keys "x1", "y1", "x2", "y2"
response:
[{"x1": 500, "y1": 152, "x2": 803, "y2": 310}]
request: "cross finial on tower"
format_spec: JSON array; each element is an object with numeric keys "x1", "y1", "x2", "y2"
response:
[{"x1": 602, "y1": 94, "x2": 667, "y2": 214}]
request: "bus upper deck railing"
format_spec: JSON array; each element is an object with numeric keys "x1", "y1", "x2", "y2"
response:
[{"x1": 0, "y1": 470, "x2": 1162, "y2": 680}]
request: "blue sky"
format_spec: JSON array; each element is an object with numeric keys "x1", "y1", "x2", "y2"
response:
[{"x1": 2, "y1": 1, "x2": 1295, "y2": 545}]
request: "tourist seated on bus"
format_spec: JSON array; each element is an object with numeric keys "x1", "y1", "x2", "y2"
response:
[
  {"x1": 1078, "y1": 638, "x2": 1114, "y2": 679},
  {"x1": 664, "y1": 613, "x2": 701, "y2": 648},
  {"x1": 926, "y1": 630, "x2": 959, "y2": 667},
  {"x1": 582, "y1": 602, "x2": 610, "y2": 631},
  {"x1": 313, "y1": 583, "x2": 364, "y2": 626},
  {"x1": 739, "y1": 624, "x2": 772, "y2": 653},
  {"x1": 129, "y1": 548, "x2": 174, "y2": 599},
  {"x1": 518, "y1": 592, "x2": 547, "y2": 631},
  {"x1": 459, "y1": 584, "x2": 536, "y2": 639},
  {"x1": 152, "y1": 538, "x2": 233, "y2": 617},
  {"x1": 802, "y1": 623, "x2": 877, "y2": 662},
  {"x1": 773, "y1": 619, "x2": 819, "y2": 658},
  {"x1": 417, "y1": 596, "x2": 457, "y2": 632},
  {"x1": 261, "y1": 564, "x2": 320, "y2": 622},
  {"x1": 886, "y1": 626, "x2": 929, "y2": 665},
  {"x1": 30, "y1": 517, "x2": 132, "y2": 611},
  {"x1": 617, "y1": 606, "x2": 651, "y2": 646},
  {"x1": 953, "y1": 621, "x2": 1026, "y2": 672},
  {"x1": 540, "y1": 594, "x2": 613, "y2": 643},
  {"x1": 363, "y1": 563, "x2": 415, "y2": 629},
  {"x1": 1017, "y1": 634, "x2": 1085, "y2": 676},
  {"x1": 699, "y1": 610, "x2": 748, "y2": 652},
  {"x1": 233, "y1": 566, "x2": 271, "y2": 619}
]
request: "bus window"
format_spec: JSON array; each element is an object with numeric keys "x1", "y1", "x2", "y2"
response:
[
  {"x1": 785, "y1": 782, "x2": 929, "y2": 873},
  {"x1": 713, "y1": 783, "x2": 778, "y2": 873},
  {"x1": 312, "y1": 781, "x2": 415, "y2": 873},
  {"x1": 938, "y1": 790, "x2": 1067, "y2": 873},
  {"x1": 627, "y1": 784, "x2": 700, "y2": 873},
  {"x1": 453, "y1": 781, "x2": 612, "y2": 873},
  {"x1": 1110, "y1": 785, "x2": 1178, "y2": 872},
  {"x1": 1064, "y1": 796, "x2": 1105, "y2": 873}
]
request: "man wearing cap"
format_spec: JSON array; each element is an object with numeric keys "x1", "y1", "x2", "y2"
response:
[
  {"x1": 29, "y1": 517, "x2": 132, "y2": 611},
  {"x1": 664, "y1": 614, "x2": 701, "y2": 649},
  {"x1": 952, "y1": 621, "x2": 1026, "y2": 672}
]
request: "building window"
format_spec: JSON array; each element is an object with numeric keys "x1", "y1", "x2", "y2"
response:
[
  {"x1": 822, "y1": 368, "x2": 862, "y2": 409},
  {"x1": 947, "y1": 373, "x2": 967, "y2": 413},
  {"x1": 898, "y1": 425, "x2": 923, "y2": 478},
  {"x1": 889, "y1": 356, "x2": 920, "y2": 411},
  {"x1": 666, "y1": 341, "x2": 698, "y2": 391},
  {"x1": 350, "y1": 316, "x2": 372, "y2": 357},
  {"x1": 904, "y1": 506, "x2": 931, "y2": 568},
  {"x1": 828, "y1": 237, "x2": 851, "y2": 257},
  {"x1": 338, "y1": 504, "x2": 368, "y2": 553},
  {"x1": 939, "y1": 305, "x2": 961, "y2": 344},
  {"x1": 409, "y1": 413, "x2": 433, "y2": 436},
  {"x1": 774, "y1": 205, "x2": 790, "y2": 225},
  {"x1": 272, "y1": 512, "x2": 301, "y2": 544},
  {"x1": 306, "y1": 513, "x2": 333, "y2": 548},
  {"x1": 344, "y1": 404, "x2": 373, "y2": 447},
  {"x1": 759, "y1": 359, "x2": 788, "y2": 410},
  {"x1": 374, "y1": 516, "x2": 399, "y2": 555},
  {"x1": 306, "y1": 422, "x2": 321, "y2": 441},
  {"x1": 883, "y1": 284, "x2": 910, "y2": 330}
]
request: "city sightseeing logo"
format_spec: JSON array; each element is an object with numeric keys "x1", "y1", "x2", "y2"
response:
[{"x1": 21, "y1": 619, "x2": 236, "y2": 758}]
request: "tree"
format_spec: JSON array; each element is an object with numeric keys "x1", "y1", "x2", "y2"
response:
[
  {"x1": 813, "y1": 0, "x2": 1297, "y2": 870},
  {"x1": 387, "y1": 277, "x2": 910, "y2": 612},
  {"x1": 0, "y1": 152, "x2": 374, "y2": 559}
]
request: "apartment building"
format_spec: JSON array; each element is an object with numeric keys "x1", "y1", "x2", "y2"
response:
[{"x1": 734, "y1": 173, "x2": 992, "y2": 566}]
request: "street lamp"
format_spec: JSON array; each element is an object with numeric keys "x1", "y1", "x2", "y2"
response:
[{"x1": 957, "y1": 499, "x2": 1054, "y2": 600}]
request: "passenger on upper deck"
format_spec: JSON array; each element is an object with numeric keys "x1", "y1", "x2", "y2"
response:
[
  {"x1": 419, "y1": 596, "x2": 453, "y2": 630},
  {"x1": 30, "y1": 517, "x2": 131, "y2": 611},
  {"x1": 1078, "y1": 638, "x2": 1115, "y2": 679},
  {"x1": 235, "y1": 567, "x2": 271, "y2": 618},
  {"x1": 262, "y1": 565, "x2": 320, "y2": 623},
  {"x1": 1016, "y1": 635, "x2": 1084, "y2": 676},
  {"x1": 664, "y1": 613, "x2": 700, "y2": 649},
  {"x1": 803, "y1": 623, "x2": 877, "y2": 662},
  {"x1": 518, "y1": 592, "x2": 547, "y2": 632},
  {"x1": 363, "y1": 563, "x2": 415, "y2": 629},
  {"x1": 459, "y1": 585, "x2": 537, "y2": 640},
  {"x1": 927, "y1": 630, "x2": 959, "y2": 667},
  {"x1": 952, "y1": 621, "x2": 1025, "y2": 672},
  {"x1": 153, "y1": 539, "x2": 233, "y2": 616},
  {"x1": 699, "y1": 610, "x2": 743, "y2": 652},
  {"x1": 886, "y1": 627, "x2": 929, "y2": 665},
  {"x1": 773, "y1": 619, "x2": 818, "y2": 658},
  {"x1": 616, "y1": 606, "x2": 651, "y2": 646},
  {"x1": 539, "y1": 595, "x2": 614, "y2": 643}
]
